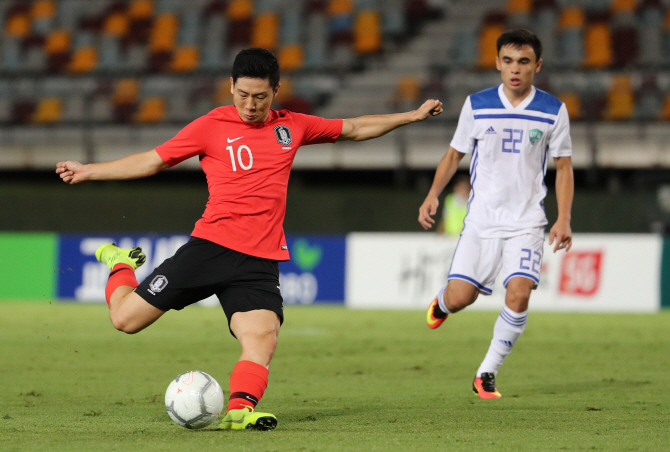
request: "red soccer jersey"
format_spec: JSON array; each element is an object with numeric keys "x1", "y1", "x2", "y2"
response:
[{"x1": 155, "y1": 105, "x2": 342, "y2": 261}]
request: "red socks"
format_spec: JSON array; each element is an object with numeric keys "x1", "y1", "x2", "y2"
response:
[
  {"x1": 105, "y1": 263, "x2": 139, "y2": 307},
  {"x1": 227, "y1": 360, "x2": 269, "y2": 412}
]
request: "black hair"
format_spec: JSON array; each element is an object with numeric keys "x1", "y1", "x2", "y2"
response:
[
  {"x1": 496, "y1": 29, "x2": 542, "y2": 62},
  {"x1": 232, "y1": 48, "x2": 280, "y2": 89}
]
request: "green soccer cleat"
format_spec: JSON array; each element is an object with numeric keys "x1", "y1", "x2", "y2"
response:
[
  {"x1": 218, "y1": 406, "x2": 277, "y2": 431},
  {"x1": 95, "y1": 243, "x2": 146, "y2": 270}
]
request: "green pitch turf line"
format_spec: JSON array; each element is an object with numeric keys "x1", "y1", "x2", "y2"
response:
[{"x1": 1, "y1": 303, "x2": 668, "y2": 452}]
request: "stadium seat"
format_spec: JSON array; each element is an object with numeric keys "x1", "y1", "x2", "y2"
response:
[
  {"x1": 1, "y1": 37, "x2": 22, "y2": 72},
  {"x1": 5, "y1": 11, "x2": 32, "y2": 38},
  {"x1": 381, "y1": 0, "x2": 407, "y2": 42},
  {"x1": 304, "y1": 12, "x2": 328, "y2": 68},
  {"x1": 136, "y1": 96, "x2": 166, "y2": 123},
  {"x1": 278, "y1": 44, "x2": 304, "y2": 71},
  {"x1": 534, "y1": 7, "x2": 558, "y2": 64},
  {"x1": 392, "y1": 76, "x2": 421, "y2": 111},
  {"x1": 103, "y1": 12, "x2": 130, "y2": 38},
  {"x1": 128, "y1": 0, "x2": 154, "y2": 20},
  {"x1": 69, "y1": 46, "x2": 98, "y2": 73},
  {"x1": 603, "y1": 75, "x2": 634, "y2": 120},
  {"x1": 150, "y1": 13, "x2": 179, "y2": 53},
  {"x1": 171, "y1": 46, "x2": 199, "y2": 72},
  {"x1": 328, "y1": 0, "x2": 354, "y2": 16},
  {"x1": 557, "y1": 92, "x2": 582, "y2": 120},
  {"x1": 353, "y1": 10, "x2": 382, "y2": 54},
  {"x1": 612, "y1": 25, "x2": 638, "y2": 67},
  {"x1": 452, "y1": 26, "x2": 478, "y2": 68},
  {"x1": 213, "y1": 78, "x2": 233, "y2": 106},
  {"x1": 610, "y1": 0, "x2": 636, "y2": 13},
  {"x1": 506, "y1": 0, "x2": 531, "y2": 14},
  {"x1": 251, "y1": 12, "x2": 280, "y2": 49},
  {"x1": 228, "y1": 0, "x2": 254, "y2": 21},
  {"x1": 33, "y1": 97, "x2": 62, "y2": 123},
  {"x1": 280, "y1": 6, "x2": 302, "y2": 44},
  {"x1": 638, "y1": 6, "x2": 664, "y2": 66},
  {"x1": 12, "y1": 100, "x2": 37, "y2": 124},
  {"x1": 583, "y1": 21, "x2": 612, "y2": 68},
  {"x1": 478, "y1": 24, "x2": 505, "y2": 69},
  {"x1": 634, "y1": 76, "x2": 663, "y2": 121},
  {"x1": 659, "y1": 93, "x2": 670, "y2": 120}
]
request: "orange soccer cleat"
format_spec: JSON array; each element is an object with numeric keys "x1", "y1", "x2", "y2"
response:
[
  {"x1": 473, "y1": 373, "x2": 502, "y2": 399},
  {"x1": 426, "y1": 297, "x2": 448, "y2": 329}
]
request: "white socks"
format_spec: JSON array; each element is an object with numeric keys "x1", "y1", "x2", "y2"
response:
[
  {"x1": 436, "y1": 285, "x2": 451, "y2": 314},
  {"x1": 476, "y1": 305, "x2": 528, "y2": 376}
]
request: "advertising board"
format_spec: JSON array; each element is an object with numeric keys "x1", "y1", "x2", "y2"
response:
[{"x1": 346, "y1": 233, "x2": 661, "y2": 313}]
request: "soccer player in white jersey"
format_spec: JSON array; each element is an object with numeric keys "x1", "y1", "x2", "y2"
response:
[{"x1": 418, "y1": 29, "x2": 574, "y2": 398}]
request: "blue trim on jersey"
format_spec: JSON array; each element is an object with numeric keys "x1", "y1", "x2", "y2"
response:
[
  {"x1": 470, "y1": 87, "x2": 505, "y2": 110},
  {"x1": 525, "y1": 89, "x2": 563, "y2": 115},
  {"x1": 448, "y1": 274, "x2": 493, "y2": 294},
  {"x1": 541, "y1": 144, "x2": 549, "y2": 212},
  {"x1": 474, "y1": 114, "x2": 555, "y2": 125},
  {"x1": 500, "y1": 309, "x2": 527, "y2": 326},
  {"x1": 504, "y1": 272, "x2": 540, "y2": 287},
  {"x1": 463, "y1": 142, "x2": 479, "y2": 233}
]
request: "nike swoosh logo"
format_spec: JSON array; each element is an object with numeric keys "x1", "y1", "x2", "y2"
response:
[{"x1": 227, "y1": 136, "x2": 243, "y2": 143}]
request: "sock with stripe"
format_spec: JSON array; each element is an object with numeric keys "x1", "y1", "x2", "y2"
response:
[
  {"x1": 227, "y1": 360, "x2": 269, "y2": 412},
  {"x1": 105, "y1": 263, "x2": 139, "y2": 308},
  {"x1": 436, "y1": 285, "x2": 451, "y2": 315},
  {"x1": 476, "y1": 305, "x2": 528, "y2": 376}
]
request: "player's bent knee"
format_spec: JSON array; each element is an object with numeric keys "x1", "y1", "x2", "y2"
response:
[{"x1": 109, "y1": 312, "x2": 144, "y2": 334}]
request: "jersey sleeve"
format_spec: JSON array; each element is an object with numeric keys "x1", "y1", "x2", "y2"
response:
[
  {"x1": 547, "y1": 103, "x2": 572, "y2": 158},
  {"x1": 155, "y1": 115, "x2": 212, "y2": 167},
  {"x1": 449, "y1": 97, "x2": 476, "y2": 154},
  {"x1": 293, "y1": 113, "x2": 343, "y2": 145}
]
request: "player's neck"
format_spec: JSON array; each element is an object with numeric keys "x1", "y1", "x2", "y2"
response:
[{"x1": 502, "y1": 85, "x2": 533, "y2": 108}]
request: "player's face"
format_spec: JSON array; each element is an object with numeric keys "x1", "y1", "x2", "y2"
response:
[
  {"x1": 231, "y1": 77, "x2": 279, "y2": 123},
  {"x1": 496, "y1": 45, "x2": 542, "y2": 97}
]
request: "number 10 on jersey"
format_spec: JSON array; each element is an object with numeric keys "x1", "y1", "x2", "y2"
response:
[{"x1": 227, "y1": 145, "x2": 253, "y2": 171}]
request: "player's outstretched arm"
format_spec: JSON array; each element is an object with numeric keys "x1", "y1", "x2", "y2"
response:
[
  {"x1": 56, "y1": 150, "x2": 169, "y2": 185},
  {"x1": 338, "y1": 99, "x2": 443, "y2": 142},
  {"x1": 418, "y1": 146, "x2": 465, "y2": 230},
  {"x1": 549, "y1": 156, "x2": 574, "y2": 252}
]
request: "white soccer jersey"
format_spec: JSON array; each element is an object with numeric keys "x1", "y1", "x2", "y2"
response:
[{"x1": 451, "y1": 84, "x2": 572, "y2": 239}]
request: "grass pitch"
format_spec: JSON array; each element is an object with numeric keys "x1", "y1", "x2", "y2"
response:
[{"x1": 1, "y1": 303, "x2": 668, "y2": 452}]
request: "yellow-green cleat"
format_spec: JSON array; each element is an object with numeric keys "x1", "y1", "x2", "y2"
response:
[
  {"x1": 218, "y1": 406, "x2": 277, "y2": 431},
  {"x1": 95, "y1": 243, "x2": 146, "y2": 270}
]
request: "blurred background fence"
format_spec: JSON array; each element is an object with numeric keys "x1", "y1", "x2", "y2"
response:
[{"x1": 2, "y1": 0, "x2": 670, "y2": 234}]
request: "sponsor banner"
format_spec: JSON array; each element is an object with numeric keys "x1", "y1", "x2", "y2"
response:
[
  {"x1": 58, "y1": 234, "x2": 190, "y2": 303},
  {"x1": 279, "y1": 235, "x2": 346, "y2": 304},
  {"x1": 58, "y1": 234, "x2": 346, "y2": 305},
  {"x1": 0, "y1": 233, "x2": 57, "y2": 300},
  {"x1": 346, "y1": 233, "x2": 661, "y2": 313}
]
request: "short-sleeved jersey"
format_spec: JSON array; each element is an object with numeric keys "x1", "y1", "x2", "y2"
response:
[
  {"x1": 155, "y1": 105, "x2": 343, "y2": 261},
  {"x1": 451, "y1": 85, "x2": 572, "y2": 238}
]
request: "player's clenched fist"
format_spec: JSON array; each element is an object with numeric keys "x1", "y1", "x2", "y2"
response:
[
  {"x1": 56, "y1": 161, "x2": 86, "y2": 184},
  {"x1": 418, "y1": 194, "x2": 439, "y2": 230},
  {"x1": 414, "y1": 99, "x2": 443, "y2": 121}
]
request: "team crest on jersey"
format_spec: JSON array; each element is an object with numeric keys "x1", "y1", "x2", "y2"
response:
[
  {"x1": 148, "y1": 275, "x2": 168, "y2": 294},
  {"x1": 529, "y1": 129, "x2": 543, "y2": 145},
  {"x1": 274, "y1": 125, "x2": 292, "y2": 146}
]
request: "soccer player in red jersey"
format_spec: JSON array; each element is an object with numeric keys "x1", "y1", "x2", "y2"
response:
[{"x1": 56, "y1": 48, "x2": 443, "y2": 430}]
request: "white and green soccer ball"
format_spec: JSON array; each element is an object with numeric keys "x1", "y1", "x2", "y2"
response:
[{"x1": 165, "y1": 370, "x2": 225, "y2": 429}]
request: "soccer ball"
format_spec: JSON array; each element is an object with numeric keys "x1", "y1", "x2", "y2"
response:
[{"x1": 165, "y1": 370, "x2": 225, "y2": 429}]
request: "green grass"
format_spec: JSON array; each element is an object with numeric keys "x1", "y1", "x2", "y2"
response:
[{"x1": 1, "y1": 303, "x2": 668, "y2": 451}]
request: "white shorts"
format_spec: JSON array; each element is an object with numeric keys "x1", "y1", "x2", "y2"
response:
[{"x1": 447, "y1": 232, "x2": 545, "y2": 295}]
